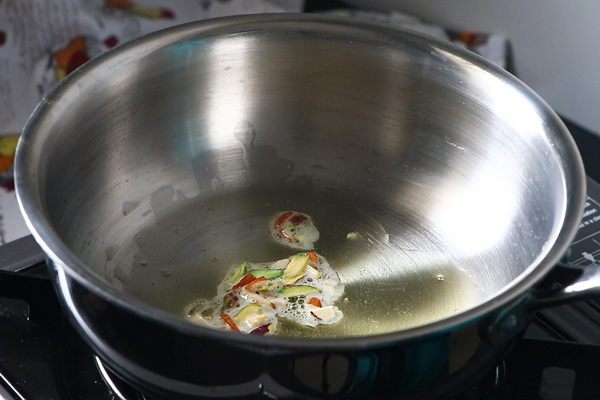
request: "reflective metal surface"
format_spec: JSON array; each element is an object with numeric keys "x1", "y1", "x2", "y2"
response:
[
  {"x1": 16, "y1": 13, "x2": 585, "y2": 337},
  {"x1": 14, "y1": 13, "x2": 587, "y2": 399},
  {"x1": 16, "y1": 7, "x2": 584, "y2": 346}
]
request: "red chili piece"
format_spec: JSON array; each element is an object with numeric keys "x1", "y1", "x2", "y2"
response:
[
  {"x1": 274, "y1": 211, "x2": 293, "y2": 228},
  {"x1": 244, "y1": 276, "x2": 267, "y2": 291},
  {"x1": 220, "y1": 313, "x2": 239, "y2": 331},
  {"x1": 307, "y1": 297, "x2": 322, "y2": 307},
  {"x1": 306, "y1": 252, "x2": 318, "y2": 266},
  {"x1": 232, "y1": 273, "x2": 255, "y2": 289}
]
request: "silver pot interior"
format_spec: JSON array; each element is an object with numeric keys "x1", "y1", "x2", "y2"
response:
[{"x1": 17, "y1": 15, "x2": 583, "y2": 338}]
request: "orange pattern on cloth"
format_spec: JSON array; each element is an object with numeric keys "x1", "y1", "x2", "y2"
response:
[
  {"x1": 0, "y1": 135, "x2": 19, "y2": 173},
  {"x1": 105, "y1": 0, "x2": 175, "y2": 19},
  {"x1": 54, "y1": 36, "x2": 89, "y2": 81}
]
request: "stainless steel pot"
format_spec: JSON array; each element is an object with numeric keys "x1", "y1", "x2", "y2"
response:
[{"x1": 15, "y1": 13, "x2": 597, "y2": 399}]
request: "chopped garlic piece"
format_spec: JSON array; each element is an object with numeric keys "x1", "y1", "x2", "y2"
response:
[
  {"x1": 188, "y1": 313, "x2": 211, "y2": 325},
  {"x1": 323, "y1": 278, "x2": 339, "y2": 287},
  {"x1": 242, "y1": 313, "x2": 268, "y2": 330},
  {"x1": 282, "y1": 274, "x2": 306, "y2": 286},
  {"x1": 269, "y1": 297, "x2": 288, "y2": 307},
  {"x1": 307, "y1": 265, "x2": 322, "y2": 279},
  {"x1": 271, "y1": 259, "x2": 290, "y2": 269},
  {"x1": 245, "y1": 292, "x2": 274, "y2": 305},
  {"x1": 311, "y1": 306, "x2": 336, "y2": 321}
]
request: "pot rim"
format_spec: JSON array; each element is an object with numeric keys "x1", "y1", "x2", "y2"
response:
[{"x1": 14, "y1": 13, "x2": 587, "y2": 349}]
